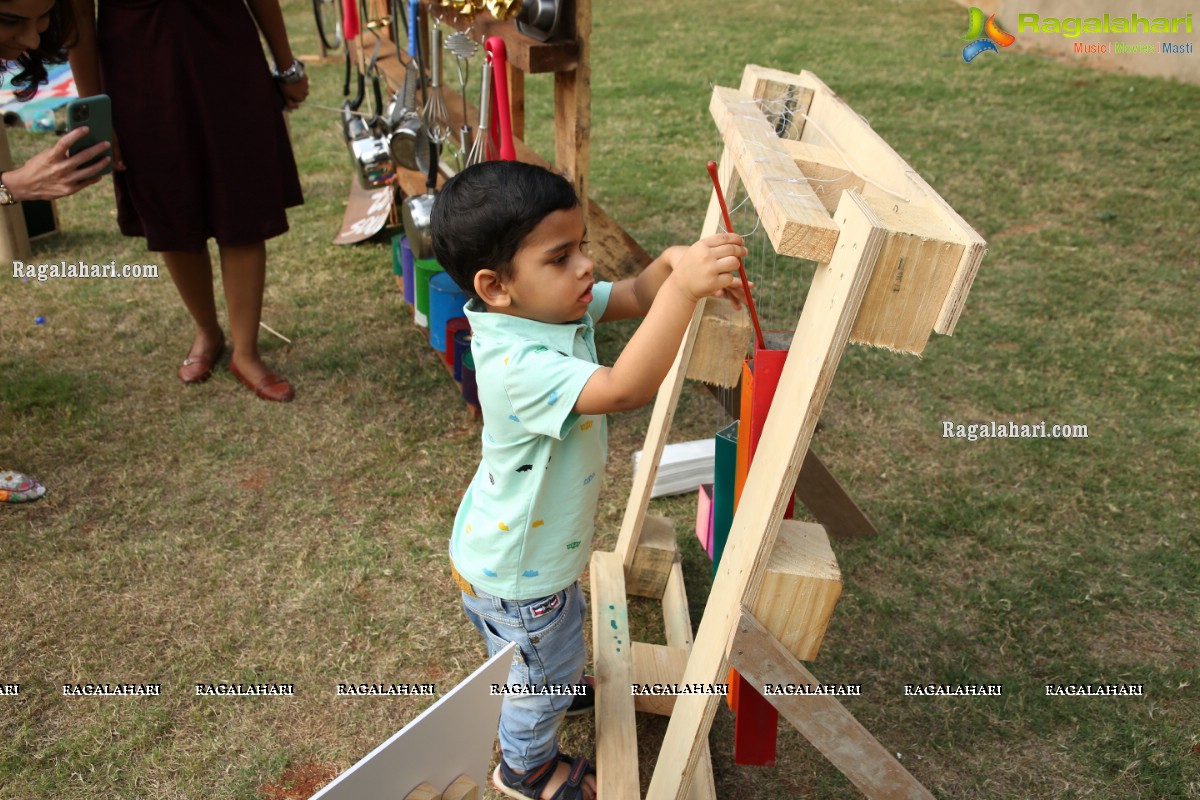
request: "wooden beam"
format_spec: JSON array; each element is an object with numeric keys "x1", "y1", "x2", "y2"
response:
[
  {"x1": 613, "y1": 299, "x2": 709, "y2": 570},
  {"x1": 590, "y1": 551, "x2": 640, "y2": 800},
  {"x1": 645, "y1": 191, "x2": 886, "y2": 800},
  {"x1": 729, "y1": 610, "x2": 935, "y2": 800},
  {"x1": 710, "y1": 86, "x2": 841, "y2": 263},
  {"x1": 795, "y1": 449, "x2": 878, "y2": 539},
  {"x1": 779, "y1": 139, "x2": 866, "y2": 215}
]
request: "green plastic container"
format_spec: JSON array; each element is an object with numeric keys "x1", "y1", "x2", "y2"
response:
[{"x1": 413, "y1": 258, "x2": 444, "y2": 327}]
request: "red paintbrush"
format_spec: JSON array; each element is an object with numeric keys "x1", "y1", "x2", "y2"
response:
[{"x1": 707, "y1": 161, "x2": 766, "y2": 351}]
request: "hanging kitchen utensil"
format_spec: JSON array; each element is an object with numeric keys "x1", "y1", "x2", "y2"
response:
[
  {"x1": 387, "y1": 0, "x2": 431, "y2": 174},
  {"x1": 343, "y1": 57, "x2": 368, "y2": 146},
  {"x1": 516, "y1": 0, "x2": 563, "y2": 42},
  {"x1": 445, "y1": 30, "x2": 478, "y2": 169},
  {"x1": 402, "y1": 139, "x2": 441, "y2": 259},
  {"x1": 422, "y1": 20, "x2": 451, "y2": 144},
  {"x1": 464, "y1": 53, "x2": 491, "y2": 167},
  {"x1": 485, "y1": 37, "x2": 516, "y2": 162},
  {"x1": 351, "y1": 57, "x2": 397, "y2": 188}
]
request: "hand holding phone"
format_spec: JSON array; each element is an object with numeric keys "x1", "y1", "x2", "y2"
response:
[{"x1": 66, "y1": 94, "x2": 114, "y2": 177}]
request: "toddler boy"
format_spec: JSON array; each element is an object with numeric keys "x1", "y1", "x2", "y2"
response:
[{"x1": 431, "y1": 161, "x2": 745, "y2": 800}]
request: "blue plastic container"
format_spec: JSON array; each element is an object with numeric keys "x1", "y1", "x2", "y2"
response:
[{"x1": 428, "y1": 272, "x2": 468, "y2": 352}]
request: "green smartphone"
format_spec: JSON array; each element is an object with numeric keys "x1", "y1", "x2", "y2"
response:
[{"x1": 65, "y1": 94, "x2": 113, "y2": 176}]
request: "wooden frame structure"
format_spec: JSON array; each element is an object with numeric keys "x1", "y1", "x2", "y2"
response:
[{"x1": 590, "y1": 64, "x2": 985, "y2": 799}]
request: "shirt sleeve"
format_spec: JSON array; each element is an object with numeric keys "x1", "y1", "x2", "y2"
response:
[
  {"x1": 587, "y1": 281, "x2": 613, "y2": 322},
  {"x1": 503, "y1": 343, "x2": 601, "y2": 440}
]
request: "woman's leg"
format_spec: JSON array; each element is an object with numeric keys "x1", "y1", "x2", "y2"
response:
[
  {"x1": 162, "y1": 249, "x2": 224, "y2": 382},
  {"x1": 218, "y1": 241, "x2": 292, "y2": 400}
]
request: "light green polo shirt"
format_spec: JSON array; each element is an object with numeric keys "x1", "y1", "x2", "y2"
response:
[{"x1": 451, "y1": 282, "x2": 613, "y2": 600}]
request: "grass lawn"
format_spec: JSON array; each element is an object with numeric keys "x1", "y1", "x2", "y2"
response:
[{"x1": 2, "y1": 0, "x2": 1197, "y2": 798}]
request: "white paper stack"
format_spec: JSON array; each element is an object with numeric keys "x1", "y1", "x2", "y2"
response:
[{"x1": 632, "y1": 439, "x2": 716, "y2": 499}]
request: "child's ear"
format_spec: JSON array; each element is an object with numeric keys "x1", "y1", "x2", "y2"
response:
[{"x1": 474, "y1": 269, "x2": 511, "y2": 308}]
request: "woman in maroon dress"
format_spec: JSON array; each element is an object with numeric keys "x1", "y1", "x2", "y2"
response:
[{"x1": 68, "y1": 0, "x2": 308, "y2": 401}]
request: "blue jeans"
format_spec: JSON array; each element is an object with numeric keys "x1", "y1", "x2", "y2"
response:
[{"x1": 461, "y1": 581, "x2": 587, "y2": 771}]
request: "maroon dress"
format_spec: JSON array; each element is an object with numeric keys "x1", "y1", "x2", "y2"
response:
[{"x1": 97, "y1": 0, "x2": 304, "y2": 253}]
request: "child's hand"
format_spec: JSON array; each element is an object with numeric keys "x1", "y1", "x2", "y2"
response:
[{"x1": 668, "y1": 233, "x2": 748, "y2": 304}]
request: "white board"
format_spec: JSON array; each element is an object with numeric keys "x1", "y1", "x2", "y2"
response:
[{"x1": 310, "y1": 642, "x2": 516, "y2": 799}]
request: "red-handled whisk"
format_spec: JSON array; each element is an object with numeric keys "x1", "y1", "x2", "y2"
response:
[{"x1": 707, "y1": 160, "x2": 766, "y2": 351}]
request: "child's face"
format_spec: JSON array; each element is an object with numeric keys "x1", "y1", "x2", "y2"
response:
[{"x1": 496, "y1": 207, "x2": 594, "y2": 324}]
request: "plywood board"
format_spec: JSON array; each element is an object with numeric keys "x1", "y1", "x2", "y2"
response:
[{"x1": 310, "y1": 642, "x2": 515, "y2": 799}]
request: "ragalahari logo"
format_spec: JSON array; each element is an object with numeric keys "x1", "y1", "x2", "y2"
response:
[{"x1": 961, "y1": 7, "x2": 1016, "y2": 62}]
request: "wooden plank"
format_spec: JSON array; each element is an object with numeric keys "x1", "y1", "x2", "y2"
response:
[
  {"x1": 590, "y1": 551, "x2": 640, "y2": 800},
  {"x1": 710, "y1": 86, "x2": 840, "y2": 263},
  {"x1": 554, "y1": 0, "x2": 590, "y2": 216},
  {"x1": 631, "y1": 642, "x2": 689, "y2": 715},
  {"x1": 645, "y1": 191, "x2": 886, "y2": 800},
  {"x1": 795, "y1": 449, "x2": 878, "y2": 539},
  {"x1": 627, "y1": 514, "x2": 677, "y2": 599},
  {"x1": 751, "y1": 520, "x2": 842, "y2": 662},
  {"x1": 729, "y1": 610, "x2": 935, "y2": 800},
  {"x1": 662, "y1": 562, "x2": 718, "y2": 800},
  {"x1": 613, "y1": 299, "x2": 709, "y2": 570}
]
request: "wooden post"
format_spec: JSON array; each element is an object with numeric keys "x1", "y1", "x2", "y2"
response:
[{"x1": 0, "y1": 124, "x2": 32, "y2": 263}]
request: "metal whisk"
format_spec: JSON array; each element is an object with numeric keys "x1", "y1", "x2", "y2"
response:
[
  {"x1": 422, "y1": 20, "x2": 452, "y2": 144},
  {"x1": 444, "y1": 30, "x2": 478, "y2": 168},
  {"x1": 465, "y1": 54, "x2": 492, "y2": 168}
]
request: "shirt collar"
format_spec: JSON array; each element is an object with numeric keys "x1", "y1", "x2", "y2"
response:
[{"x1": 464, "y1": 299, "x2": 594, "y2": 352}]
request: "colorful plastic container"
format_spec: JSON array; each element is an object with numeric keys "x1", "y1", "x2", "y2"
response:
[
  {"x1": 401, "y1": 237, "x2": 416, "y2": 307},
  {"x1": 461, "y1": 351, "x2": 479, "y2": 408},
  {"x1": 428, "y1": 272, "x2": 468, "y2": 353},
  {"x1": 413, "y1": 258, "x2": 443, "y2": 327}
]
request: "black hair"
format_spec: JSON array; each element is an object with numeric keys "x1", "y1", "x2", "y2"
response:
[
  {"x1": 430, "y1": 160, "x2": 579, "y2": 303},
  {"x1": 1, "y1": 2, "x2": 78, "y2": 101}
]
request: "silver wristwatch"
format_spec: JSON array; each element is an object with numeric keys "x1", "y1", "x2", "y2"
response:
[
  {"x1": 273, "y1": 59, "x2": 306, "y2": 84},
  {"x1": 0, "y1": 173, "x2": 16, "y2": 205}
]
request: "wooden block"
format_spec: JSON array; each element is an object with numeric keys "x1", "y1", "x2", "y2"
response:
[
  {"x1": 850, "y1": 201, "x2": 967, "y2": 353},
  {"x1": 751, "y1": 520, "x2": 842, "y2": 662},
  {"x1": 627, "y1": 514, "x2": 677, "y2": 599},
  {"x1": 403, "y1": 783, "x2": 441, "y2": 800},
  {"x1": 779, "y1": 139, "x2": 866, "y2": 215},
  {"x1": 440, "y1": 775, "x2": 478, "y2": 800},
  {"x1": 0, "y1": 123, "x2": 31, "y2": 262},
  {"x1": 631, "y1": 642, "x2": 689, "y2": 715},
  {"x1": 684, "y1": 297, "x2": 752, "y2": 388},
  {"x1": 590, "y1": 551, "x2": 640, "y2": 800},
  {"x1": 710, "y1": 86, "x2": 841, "y2": 263},
  {"x1": 729, "y1": 610, "x2": 935, "y2": 800}
]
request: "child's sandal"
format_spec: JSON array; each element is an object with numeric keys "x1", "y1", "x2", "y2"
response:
[{"x1": 493, "y1": 752, "x2": 593, "y2": 800}]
